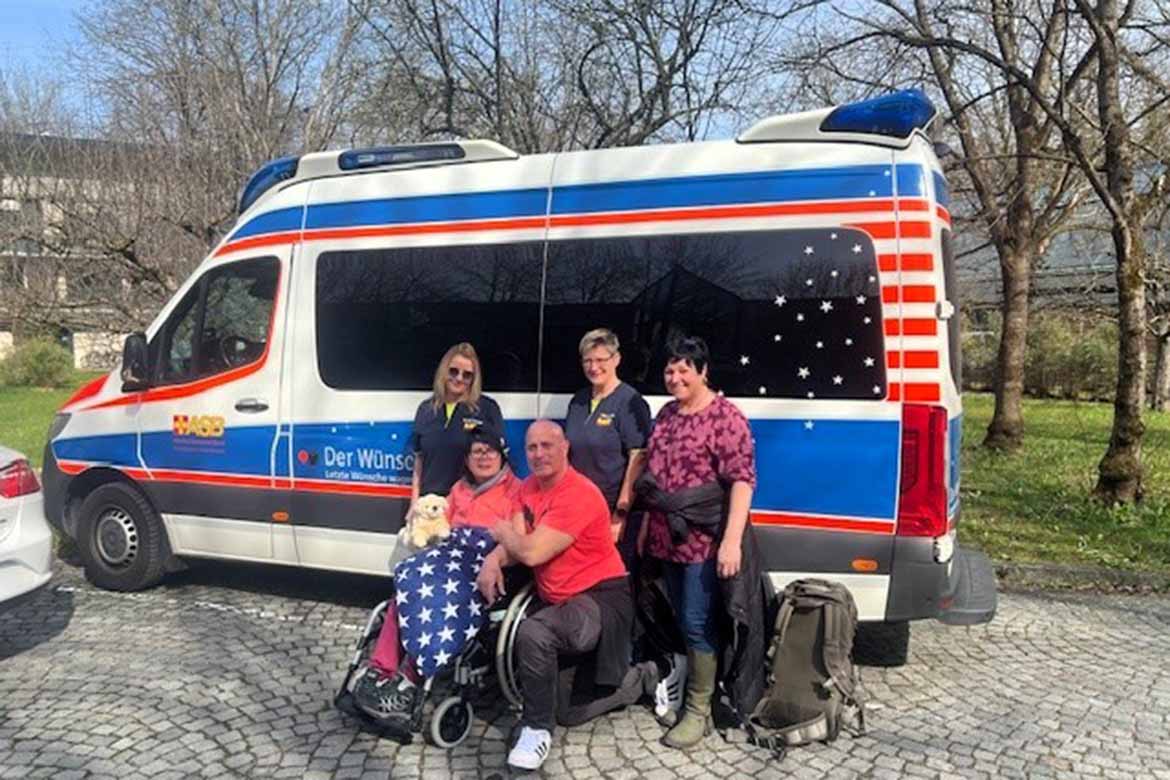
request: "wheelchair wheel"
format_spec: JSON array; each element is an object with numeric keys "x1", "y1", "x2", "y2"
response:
[
  {"x1": 495, "y1": 583, "x2": 536, "y2": 707},
  {"x1": 429, "y1": 696, "x2": 473, "y2": 748}
]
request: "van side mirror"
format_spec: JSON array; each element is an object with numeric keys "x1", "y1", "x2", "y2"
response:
[{"x1": 121, "y1": 332, "x2": 150, "y2": 392}]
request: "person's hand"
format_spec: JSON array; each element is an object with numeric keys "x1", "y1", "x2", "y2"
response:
[
  {"x1": 636, "y1": 517, "x2": 649, "y2": 557},
  {"x1": 717, "y1": 537, "x2": 742, "y2": 579},
  {"x1": 476, "y1": 555, "x2": 506, "y2": 602},
  {"x1": 489, "y1": 519, "x2": 511, "y2": 543},
  {"x1": 610, "y1": 515, "x2": 624, "y2": 544}
]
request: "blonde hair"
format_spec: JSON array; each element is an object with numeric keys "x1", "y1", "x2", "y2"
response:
[
  {"x1": 432, "y1": 342, "x2": 483, "y2": 411},
  {"x1": 578, "y1": 328, "x2": 620, "y2": 358}
]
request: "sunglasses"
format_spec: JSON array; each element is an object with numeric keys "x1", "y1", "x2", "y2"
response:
[{"x1": 448, "y1": 367, "x2": 475, "y2": 381}]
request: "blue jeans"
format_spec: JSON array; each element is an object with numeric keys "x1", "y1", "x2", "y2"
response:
[{"x1": 662, "y1": 558, "x2": 719, "y2": 654}]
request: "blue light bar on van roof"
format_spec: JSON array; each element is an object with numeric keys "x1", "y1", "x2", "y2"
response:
[
  {"x1": 820, "y1": 89, "x2": 937, "y2": 139},
  {"x1": 238, "y1": 155, "x2": 299, "y2": 215},
  {"x1": 338, "y1": 144, "x2": 465, "y2": 171}
]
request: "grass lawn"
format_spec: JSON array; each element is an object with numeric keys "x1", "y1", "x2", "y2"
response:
[
  {"x1": 2, "y1": 383, "x2": 1167, "y2": 573},
  {"x1": 961, "y1": 393, "x2": 1170, "y2": 573},
  {"x1": 0, "y1": 375, "x2": 103, "y2": 468}
]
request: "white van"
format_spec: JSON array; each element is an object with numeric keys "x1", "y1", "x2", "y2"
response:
[{"x1": 42, "y1": 90, "x2": 995, "y2": 630}]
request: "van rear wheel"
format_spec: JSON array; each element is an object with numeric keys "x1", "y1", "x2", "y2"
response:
[
  {"x1": 77, "y1": 482, "x2": 168, "y2": 592},
  {"x1": 854, "y1": 621, "x2": 910, "y2": 667}
]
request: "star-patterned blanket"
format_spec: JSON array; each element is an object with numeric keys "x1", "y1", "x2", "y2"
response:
[{"x1": 392, "y1": 526, "x2": 495, "y2": 678}]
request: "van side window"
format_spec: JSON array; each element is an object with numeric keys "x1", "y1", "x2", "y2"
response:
[
  {"x1": 316, "y1": 244, "x2": 543, "y2": 391},
  {"x1": 542, "y1": 229, "x2": 888, "y2": 399},
  {"x1": 151, "y1": 257, "x2": 279, "y2": 385}
]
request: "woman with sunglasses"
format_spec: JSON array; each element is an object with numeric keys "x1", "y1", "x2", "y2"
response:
[{"x1": 409, "y1": 342, "x2": 505, "y2": 512}]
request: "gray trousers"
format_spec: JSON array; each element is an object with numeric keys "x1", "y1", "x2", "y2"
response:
[{"x1": 515, "y1": 593, "x2": 652, "y2": 731}]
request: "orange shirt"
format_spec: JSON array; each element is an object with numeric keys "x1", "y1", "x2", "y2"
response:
[
  {"x1": 446, "y1": 469, "x2": 521, "y2": 529},
  {"x1": 519, "y1": 466, "x2": 627, "y2": 604}
]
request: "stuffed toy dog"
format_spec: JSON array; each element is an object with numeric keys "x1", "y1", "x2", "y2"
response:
[{"x1": 403, "y1": 493, "x2": 451, "y2": 549}]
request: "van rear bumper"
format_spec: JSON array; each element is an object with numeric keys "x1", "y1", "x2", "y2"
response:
[{"x1": 885, "y1": 537, "x2": 997, "y2": 624}]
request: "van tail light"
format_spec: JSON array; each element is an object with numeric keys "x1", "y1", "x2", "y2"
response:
[
  {"x1": 0, "y1": 459, "x2": 41, "y2": 499},
  {"x1": 897, "y1": 404, "x2": 948, "y2": 537}
]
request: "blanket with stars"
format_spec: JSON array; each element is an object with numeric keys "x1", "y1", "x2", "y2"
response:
[{"x1": 392, "y1": 526, "x2": 495, "y2": 678}]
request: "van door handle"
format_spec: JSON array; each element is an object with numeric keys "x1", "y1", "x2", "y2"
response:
[{"x1": 235, "y1": 398, "x2": 269, "y2": 413}]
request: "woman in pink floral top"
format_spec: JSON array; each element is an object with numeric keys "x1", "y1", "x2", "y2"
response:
[{"x1": 636, "y1": 335, "x2": 756, "y2": 749}]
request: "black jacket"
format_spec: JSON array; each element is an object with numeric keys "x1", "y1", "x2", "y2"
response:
[{"x1": 635, "y1": 475, "x2": 768, "y2": 724}]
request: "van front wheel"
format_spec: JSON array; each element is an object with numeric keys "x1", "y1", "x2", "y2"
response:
[{"x1": 77, "y1": 482, "x2": 168, "y2": 592}]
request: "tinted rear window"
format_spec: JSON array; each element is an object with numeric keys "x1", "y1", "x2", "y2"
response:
[{"x1": 543, "y1": 229, "x2": 888, "y2": 398}]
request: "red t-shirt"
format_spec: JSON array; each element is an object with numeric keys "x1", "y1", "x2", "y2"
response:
[{"x1": 520, "y1": 466, "x2": 627, "y2": 604}]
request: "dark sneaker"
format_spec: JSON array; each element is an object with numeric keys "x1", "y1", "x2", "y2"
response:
[{"x1": 353, "y1": 667, "x2": 417, "y2": 721}]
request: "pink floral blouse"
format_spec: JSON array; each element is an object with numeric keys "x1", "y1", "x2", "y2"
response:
[{"x1": 644, "y1": 394, "x2": 757, "y2": 563}]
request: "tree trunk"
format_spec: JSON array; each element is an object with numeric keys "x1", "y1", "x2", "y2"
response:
[
  {"x1": 1094, "y1": 222, "x2": 1146, "y2": 503},
  {"x1": 983, "y1": 246, "x2": 1032, "y2": 450},
  {"x1": 1154, "y1": 329, "x2": 1170, "y2": 412}
]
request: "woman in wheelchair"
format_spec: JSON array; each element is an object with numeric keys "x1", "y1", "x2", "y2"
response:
[{"x1": 351, "y1": 425, "x2": 520, "y2": 722}]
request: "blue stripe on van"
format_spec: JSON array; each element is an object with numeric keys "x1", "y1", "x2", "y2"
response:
[
  {"x1": 751, "y1": 418, "x2": 900, "y2": 519},
  {"x1": 53, "y1": 432, "x2": 139, "y2": 467},
  {"x1": 141, "y1": 425, "x2": 277, "y2": 474},
  {"x1": 56, "y1": 416, "x2": 900, "y2": 521},
  {"x1": 228, "y1": 164, "x2": 929, "y2": 244},
  {"x1": 232, "y1": 206, "x2": 304, "y2": 239},
  {"x1": 552, "y1": 164, "x2": 924, "y2": 215},
  {"x1": 304, "y1": 188, "x2": 549, "y2": 231},
  {"x1": 932, "y1": 171, "x2": 950, "y2": 208}
]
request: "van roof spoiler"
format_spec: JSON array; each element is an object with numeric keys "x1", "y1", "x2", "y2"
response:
[
  {"x1": 737, "y1": 89, "x2": 937, "y2": 148},
  {"x1": 238, "y1": 139, "x2": 520, "y2": 215}
]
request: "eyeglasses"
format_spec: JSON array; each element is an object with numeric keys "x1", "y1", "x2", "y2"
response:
[
  {"x1": 448, "y1": 367, "x2": 475, "y2": 381},
  {"x1": 469, "y1": 446, "x2": 499, "y2": 458},
  {"x1": 581, "y1": 354, "x2": 615, "y2": 368}
]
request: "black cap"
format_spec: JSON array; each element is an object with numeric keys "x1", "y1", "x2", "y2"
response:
[{"x1": 466, "y1": 424, "x2": 508, "y2": 464}]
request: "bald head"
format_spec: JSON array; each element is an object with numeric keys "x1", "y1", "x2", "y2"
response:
[{"x1": 526, "y1": 419, "x2": 569, "y2": 485}]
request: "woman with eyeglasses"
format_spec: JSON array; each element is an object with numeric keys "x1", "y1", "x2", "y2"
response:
[
  {"x1": 352, "y1": 426, "x2": 520, "y2": 722},
  {"x1": 409, "y1": 342, "x2": 505, "y2": 511},
  {"x1": 563, "y1": 329, "x2": 652, "y2": 563}
]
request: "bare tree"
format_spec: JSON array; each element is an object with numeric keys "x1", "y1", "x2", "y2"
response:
[
  {"x1": 351, "y1": 0, "x2": 791, "y2": 152},
  {"x1": 784, "y1": 1, "x2": 1097, "y2": 452}
]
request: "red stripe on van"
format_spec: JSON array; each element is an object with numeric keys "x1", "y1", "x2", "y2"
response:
[
  {"x1": 887, "y1": 384, "x2": 901, "y2": 402},
  {"x1": 62, "y1": 374, "x2": 109, "y2": 410},
  {"x1": 881, "y1": 285, "x2": 937, "y2": 304},
  {"x1": 902, "y1": 351, "x2": 940, "y2": 369},
  {"x1": 937, "y1": 206, "x2": 952, "y2": 224},
  {"x1": 305, "y1": 216, "x2": 549, "y2": 243},
  {"x1": 215, "y1": 197, "x2": 929, "y2": 257},
  {"x1": 295, "y1": 478, "x2": 412, "y2": 498},
  {"x1": 903, "y1": 383, "x2": 941, "y2": 402},
  {"x1": 877, "y1": 253, "x2": 934, "y2": 272},
  {"x1": 213, "y1": 230, "x2": 301, "y2": 256},
  {"x1": 751, "y1": 511, "x2": 896, "y2": 535},
  {"x1": 847, "y1": 221, "x2": 931, "y2": 239},
  {"x1": 884, "y1": 319, "x2": 937, "y2": 337}
]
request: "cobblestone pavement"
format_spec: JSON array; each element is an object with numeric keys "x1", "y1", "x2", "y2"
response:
[{"x1": 2, "y1": 561, "x2": 1169, "y2": 780}]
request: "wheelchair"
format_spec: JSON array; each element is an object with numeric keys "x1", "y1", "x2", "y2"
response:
[{"x1": 334, "y1": 577, "x2": 537, "y2": 748}]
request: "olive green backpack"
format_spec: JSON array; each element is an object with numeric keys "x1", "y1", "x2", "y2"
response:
[{"x1": 747, "y1": 578, "x2": 866, "y2": 758}]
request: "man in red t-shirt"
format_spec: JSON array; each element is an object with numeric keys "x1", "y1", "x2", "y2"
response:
[{"x1": 477, "y1": 420, "x2": 659, "y2": 771}]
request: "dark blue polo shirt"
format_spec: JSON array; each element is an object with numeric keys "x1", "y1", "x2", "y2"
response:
[
  {"x1": 564, "y1": 382, "x2": 652, "y2": 509},
  {"x1": 409, "y1": 396, "x2": 504, "y2": 497}
]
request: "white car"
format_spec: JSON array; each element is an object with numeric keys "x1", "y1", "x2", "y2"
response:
[{"x1": 0, "y1": 445, "x2": 53, "y2": 604}]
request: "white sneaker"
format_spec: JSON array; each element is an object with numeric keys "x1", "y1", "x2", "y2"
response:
[
  {"x1": 507, "y1": 726, "x2": 552, "y2": 770},
  {"x1": 654, "y1": 652, "x2": 688, "y2": 720}
]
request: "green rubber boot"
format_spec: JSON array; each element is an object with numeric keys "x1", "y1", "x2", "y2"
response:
[{"x1": 662, "y1": 649, "x2": 716, "y2": 749}]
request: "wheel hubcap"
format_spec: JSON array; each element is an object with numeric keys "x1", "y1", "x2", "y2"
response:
[{"x1": 95, "y1": 508, "x2": 138, "y2": 567}]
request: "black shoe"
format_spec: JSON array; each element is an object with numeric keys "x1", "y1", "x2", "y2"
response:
[{"x1": 353, "y1": 667, "x2": 417, "y2": 721}]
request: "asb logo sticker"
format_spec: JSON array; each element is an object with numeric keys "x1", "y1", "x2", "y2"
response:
[{"x1": 172, "y1": 414, "x2": 225, "y2": 438}]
